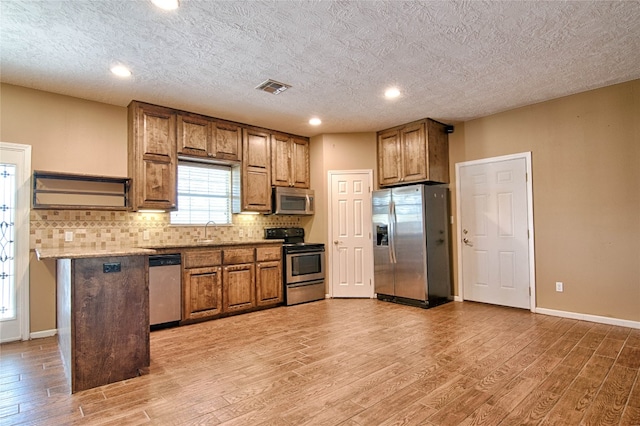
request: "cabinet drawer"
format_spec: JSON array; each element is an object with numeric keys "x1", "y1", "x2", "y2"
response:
[
  {"x1": 256, "y1": 246, "x2": 281, "y2": 262},
  {"x1": 183, "y1": 249, "x2": 222, "y2": 268},
  {"x1": 223, "y1": 248, "x2": 255, "y2": 264}
]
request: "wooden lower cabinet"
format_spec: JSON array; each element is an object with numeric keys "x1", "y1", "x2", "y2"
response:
[
  {"x1": 256, "y1": 261, "x2": 282, "y2": 306},
  {"x1": 223, "y1": 263, "x2": 255, "y2": 312},
  {"x1": 182, "y1": 244, "x2": 282, "y2": 322},
  {"x1": 183, "y1": 265, "x2": 223, "y2": 321},
  {"x1": 256, "y1": 246, "x2": 282, "y2": 307}
]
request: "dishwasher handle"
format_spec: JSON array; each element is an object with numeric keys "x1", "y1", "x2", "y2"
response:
[{"x1": 149, "y1": 254, "x2": 181, "y2": 267}]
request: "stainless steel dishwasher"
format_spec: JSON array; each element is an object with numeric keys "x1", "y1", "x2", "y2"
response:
[{"x1": 149, "y1": 254, "x2": 181, "y2": 329}]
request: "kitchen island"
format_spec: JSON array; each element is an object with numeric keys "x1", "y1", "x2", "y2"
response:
[
  {"x1": 36, "y1": 247, "x2": 154, "y2": 393},
  {"x1": 35, "y1": 240, "x2": 283, "y2": 393}
]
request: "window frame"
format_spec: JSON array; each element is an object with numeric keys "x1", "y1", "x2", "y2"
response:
[{"x1": 170, "y1": 160, "x2": 233, "y2": 226}]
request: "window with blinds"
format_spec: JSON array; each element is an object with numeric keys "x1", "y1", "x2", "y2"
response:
[{"x1": 170, "y1": 161, "x2": 232, "y2": 225}]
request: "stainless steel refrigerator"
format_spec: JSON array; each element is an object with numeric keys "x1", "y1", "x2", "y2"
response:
[{"x1": 373, "y1": 184, "x2": 452, "y2": 307}]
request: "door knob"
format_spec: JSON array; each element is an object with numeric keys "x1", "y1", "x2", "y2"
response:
[
  {"x1": 333, "y1": 240, "x2": 339, "y2": 245},
  {"x1": 463, "y1": 238, "x2": 473, "y2": 247}
]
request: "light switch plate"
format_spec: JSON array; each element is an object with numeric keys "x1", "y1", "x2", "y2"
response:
[{"x1": 64, "y1": 231, "x2": 73, "y2": 242}]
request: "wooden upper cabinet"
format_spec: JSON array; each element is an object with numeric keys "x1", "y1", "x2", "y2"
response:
[
  {"x1": 128, "y1": 101, "x2": 177, "y2": 210},
  {"x1": 425, "y1": 119, "x2": 450, "y2": 184},
  {"x1": 376, "y1": 118, "x2": 450, "y2": 186},
  {"x1": 271, "y1": 133, "x2": 291, "y2": 187},
  {"x1": 177, "y1": 112, "x2": 211, "y2": 158},
  {"x1": 177, "y1": 114, "x2": 241, "y2": 162},
  {"x1": 377, "y1": 128, "x2": 402, "y2": 186},
  {"x1": 235, "y1": 127, "x2": 271, "y2": 213},
  {"x1": 271, "y1": 133, "x2": 310, "y2": 188},
  {"x1": 212, "y1": 120, "x2": 242, "y2": 161},
  {"x1": 400, "y1": 122, "x2": 427, "y2": 183},
  {"x1": 291, "y1": 137, "x2": 310, "y2": 188}
]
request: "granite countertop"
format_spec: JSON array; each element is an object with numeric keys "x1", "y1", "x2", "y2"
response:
[
  {"x1": 35, "y1": 247, "x2": 157, "y2": 260},
  {"x1": 35, "y1": 240, "x2": 284, "y2": 260},
  {"x1": 139, "y1": 239, "x2": 283, "y2": 249}
]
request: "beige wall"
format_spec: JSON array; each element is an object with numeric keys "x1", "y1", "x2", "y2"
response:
[
  {"x1": 2, "y1": 84, "x2": 129, "y2": 334},
  {"x1": 306, "y1": 132, "x2": 377, "y2": 247},
  {"x1": 1, "y1": 84, "x2": 128, "y2": 175},
  {"x1": 450, "y1": 79, "x2": 640, "y2": 321}
]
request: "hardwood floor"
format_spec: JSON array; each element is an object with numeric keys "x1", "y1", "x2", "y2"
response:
[{"x1": 1, "y1": 299, "x2": 639, "y2": 425}]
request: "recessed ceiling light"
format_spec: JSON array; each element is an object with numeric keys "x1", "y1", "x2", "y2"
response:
[
  {"x1": 309, "y1": 118, "x2": 322, "y2": 126},
  {"x1": 385, "y1": 88, "x2": 401, "y2": 99},
  {"x1": 151, "y1": 0, "x2": 179, "y2": 10},
  {"x1": 110, "y1": 65, "x2": 132, "y2": 78}
]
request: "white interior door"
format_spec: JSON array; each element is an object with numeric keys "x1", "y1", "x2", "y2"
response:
[
  {"x1": 329, "y1": 170, "x2": 373, "y2": 298},
  {"x1": 458, "y1": 154, "x2": 532, "y2": 309},
  {"x1": 0, "y1": 142, "x2": 31, "y2": 342}
]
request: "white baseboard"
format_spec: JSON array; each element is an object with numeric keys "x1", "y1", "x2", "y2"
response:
[
  {"x1": 454, "y1": 296, "x2": 463, "y2": 302},
  {"x1": 535, "y1": 307, "x2": 640, "y2": 330},
  {"x1": 30, "y1": 329, "x2": 57, "y2": 339}
]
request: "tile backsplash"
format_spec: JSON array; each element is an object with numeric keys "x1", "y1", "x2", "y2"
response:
[{"x1": 30, "y1": 210, "x2": 308, "y2": 249}]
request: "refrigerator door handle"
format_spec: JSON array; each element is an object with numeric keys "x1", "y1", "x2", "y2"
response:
[{"x1": 389, "y1": 200, "x2": 397, "y2": 264}]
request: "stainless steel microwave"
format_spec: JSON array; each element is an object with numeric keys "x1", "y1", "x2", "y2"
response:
[{"x1": 273, "y1": 187, "x2": 315, "y2": 215}]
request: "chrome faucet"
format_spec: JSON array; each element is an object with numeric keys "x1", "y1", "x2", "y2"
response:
[{"x1": 204, "y1": 220, "x2": 216, "y2": 239}]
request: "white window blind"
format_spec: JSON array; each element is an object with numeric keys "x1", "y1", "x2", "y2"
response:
[{"x1": 170, "y1": 162, "x2": 232, "y2": 225}]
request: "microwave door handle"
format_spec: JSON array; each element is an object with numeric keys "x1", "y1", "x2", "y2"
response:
[{"x1": 305, "y1": 194, "x2": 310, "y2": 212}]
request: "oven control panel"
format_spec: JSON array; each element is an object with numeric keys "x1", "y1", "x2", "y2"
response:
[{"x1": 265, "y1": 227, "x2": 305, "y2": 240}]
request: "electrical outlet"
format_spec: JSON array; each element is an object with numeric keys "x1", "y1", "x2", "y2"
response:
[
  {"x1": 143, "y1": 230, "x2": 150, "y2": 241},
  {"x1": 555, "y1": 281, "x2": 564, "y2": 292},
  {"x1": 64, "y1": 231, "x2": 73, "y2": 242},
  {"x1": 239, "y1": 229, "x2": 244, "y2": 237}
]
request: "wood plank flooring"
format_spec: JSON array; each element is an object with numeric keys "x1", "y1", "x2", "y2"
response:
[{"x1": 1, "y1": 299, "x2": 639, "y2": 425}]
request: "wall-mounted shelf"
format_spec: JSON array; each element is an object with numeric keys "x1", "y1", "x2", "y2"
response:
[{"x1": 33, "y1": 171, "x2": 131, "y2": 210}]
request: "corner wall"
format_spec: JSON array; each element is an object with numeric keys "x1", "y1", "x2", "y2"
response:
[{"x1": 449, "y1": 79, "x2": 640, "y2": 322}]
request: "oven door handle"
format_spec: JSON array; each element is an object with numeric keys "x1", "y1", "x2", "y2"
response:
[{"x1": 287, "y1": 279, "x2": 325, "y2": 288}]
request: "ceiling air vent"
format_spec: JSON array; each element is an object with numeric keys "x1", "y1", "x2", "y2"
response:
[{"x1": 256, "y1": 79, "x2": 291, "y2": 95}]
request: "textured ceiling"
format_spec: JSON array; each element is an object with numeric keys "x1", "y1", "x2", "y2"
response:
[{"x1": 2, "y1": 0, "x2": 639, "y2": 136}]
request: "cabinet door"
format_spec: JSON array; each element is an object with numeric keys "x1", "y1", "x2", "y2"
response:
[
  {"x1": 177, "y1": 113, "x2": 212, "y2": 158},
  {"x1": 222, "y1": 263, "x2": 255, "y2": 313},
  {"x1": 291, "y1": 137, "x2": 310, "y2": 188},
  {"x1": 271, "y1": 133, "x2": 291, "y2": 187},
  {"x1": 183, "y1": 266, "x2": 223, "y2": 321},
  {"x1": 400, "y1": 122, "x2": 427, "y2": 183},
  {"x1": 377, "y1": 129, "x2": 402, "y2": 186},
  {"x1": 213, "y1": 120, "x2": 242, "y2": 161},
  {"x1": 425, "y1": 119, "x2": 450, "y2": 184},
  {"x1": 240, "y1": 128, "x2": 271, "y2": 212},
  {"x1": 128, "y1": 102, "x2": 177, "y2": 210},
  {"x1": 256, "y1": 260, "x2": 282, "y2": 307}
]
